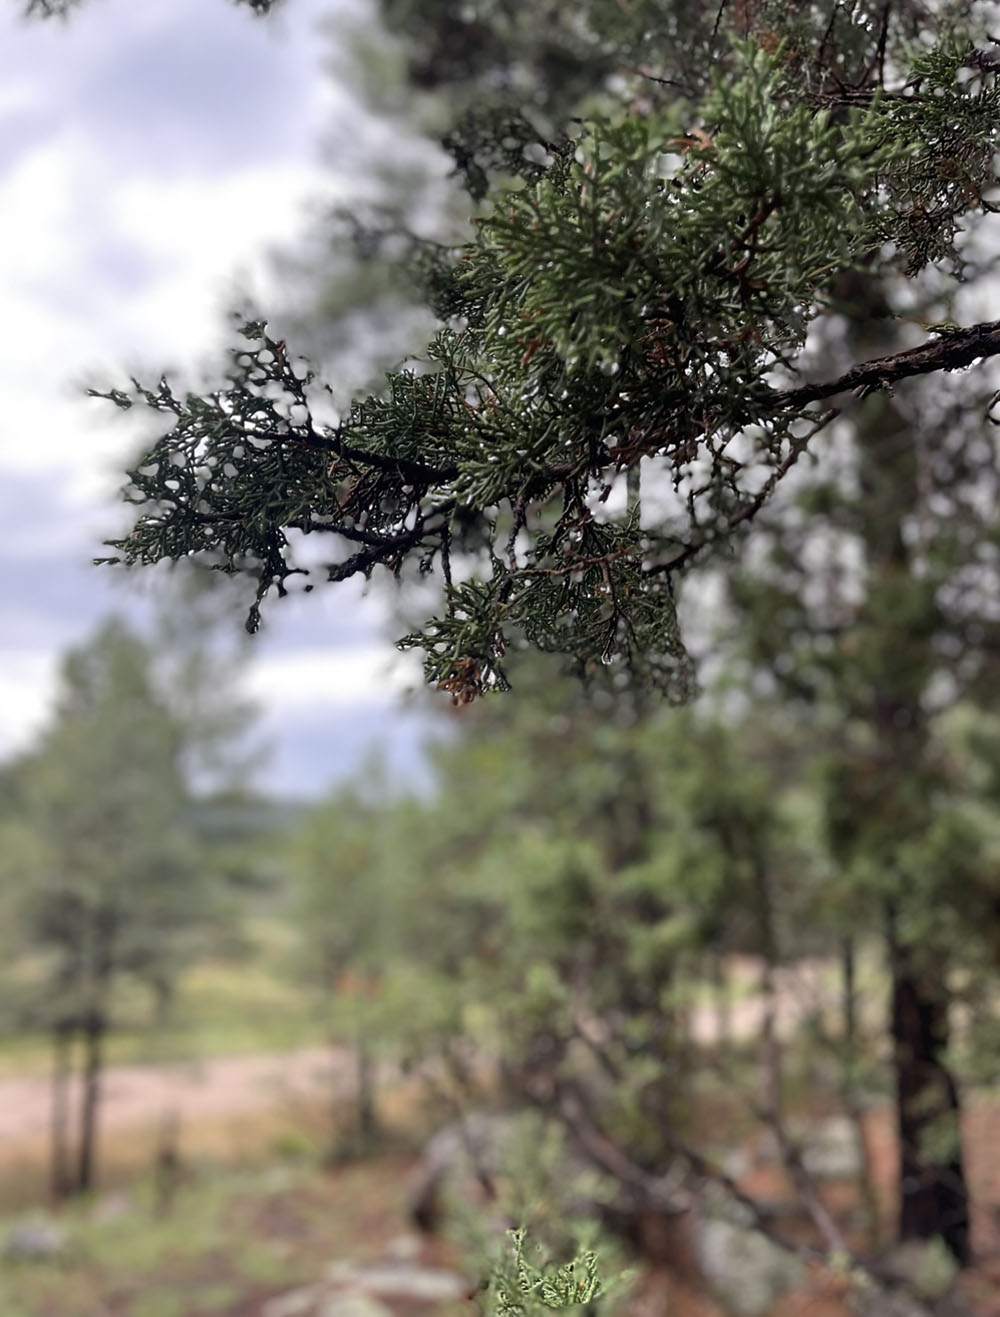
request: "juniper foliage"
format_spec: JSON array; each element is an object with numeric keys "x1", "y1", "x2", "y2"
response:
[
  {"x1": 487, "y1": 1230, "x2": 607, "y2": 1317},
  {"x1": 89, "y1": 4, "x2": 1000, "y2": 701}
]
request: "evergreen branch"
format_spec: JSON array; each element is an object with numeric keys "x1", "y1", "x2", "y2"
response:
[
  {"x1": 324, "y1": 516, "x2": 452, "y2": 582},
  {"x1": 91, "y1": 28, "x2": 1000, "y2": 695},
  {"x1": 554, "y1": 1081, "x2": 691, "y2": 1218},
  {"x1": 710, "y1": 0, "x2": 728, "y2": 47},
  {"x1": 646, "y1": 409, "x2": 840, "y2": 576},
  {"x1": 771, "y1": 320, "x2": 1000, "y2": 409},
  {"x1": 517, "y1": 546, "x2": 635, "y2": 579},
  {"x1": 316, "y1": 516, "x2": 451, "y2": 549},
  {"x1": 554, "y1": 1080, "x2": 832, "y2": 1267},
  {"x1": 554, "y1": 1079, "x2": 915, "y2": 1304},
  {"x1": 292, "y1": 426, "x2": 459, "y2": 486}
]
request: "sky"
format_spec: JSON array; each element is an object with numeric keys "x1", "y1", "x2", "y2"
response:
[{"x1": 0, "y1": 0, "x2": 441, "y2": 797}]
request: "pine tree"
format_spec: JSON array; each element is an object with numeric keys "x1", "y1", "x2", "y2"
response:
[
  {"x1": 719, "y1": 272, "x2": 1000, "y2": 1264},
  {"x1": 8, "y1": 621, "x2": 202, "y2": 1196},
  {"x1": 2, "y1": 609, "x2": 257, "y2": 1198},
  {"x1": 87, "y1": 3, "x2": 1000, "y2": 709},
  {"x1": 28, "y1": 0, "x2": 1000, "y2": 1268},
  {"x1": 288, "y1": 784, "x2": 395, "y2": 1157}
]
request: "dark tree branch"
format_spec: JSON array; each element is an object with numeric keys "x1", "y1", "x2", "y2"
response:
[
  {"x1": 292, "y1": 427, "x2": 460, "y2": 486},
  {"x1": 323, "y1": 517, "x2": 451, "y2": 583},
  {"x1": 557, "y1": 1078, "x2": 926, "y2": 1308},
  {"x1": 645, "y1": 408, "x2": 840, "y2": 577},
  {"x1": 554, "y1": 1081, "x2": 691, "y2": 1217},
  {"x1": 302, "y1": 323, "x2": 1000, "y2": 515},
  {"x1": 554, "y1": 1079, "x2": 825, "y2": 1261},
  {"x1": 771, "y1": 320, "x2": 1000, "y2": 410},
  {"x1": 758, "y1": 1105, "x2": 851, "y2": 1259}
]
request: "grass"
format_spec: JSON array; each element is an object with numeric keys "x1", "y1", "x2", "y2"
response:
[
  {"x1": 0, "y1": 1150, "x2": 422, "y2": 1317},
  {"x1": 0, "y1": 1044, "x2": 439, "y2": 1216},
  {"x1": 0, "y1": 921, "x2": 328, "y2": 1079}
]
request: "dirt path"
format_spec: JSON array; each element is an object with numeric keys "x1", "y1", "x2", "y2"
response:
[
  {"x1": 0, "y1": 1045, "x2": 357, "y2": 1146},
  {"x1": 0, "y1": 959, "x2": 836, "y2": 1150}
]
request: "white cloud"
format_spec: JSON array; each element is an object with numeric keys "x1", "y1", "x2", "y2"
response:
[
  {"x1": 0, "y1": 136, "x2": 335, "y2": 486},
  {"x1": 111, "y1": 158, "x2": 338, "y2": 351},
  {"x1": 245, "y1": 646, "x2": 422, "y2": 714},
  {"x1": 0, "y1": 0, "x2": 351, "y2": 480},
  {"x1": 0, "y1": 0, "x2": 432, "y2": 791},
  {"x1": 0, "y1": 650, "x2": 59, "y2": 758}
]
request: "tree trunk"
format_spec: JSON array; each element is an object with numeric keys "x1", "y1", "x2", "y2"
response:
[
  {"x1": 356, "y1": 1036, "x2": 377, "y2": 1155},
  {"x1": 75, "y1": 905, "x2": 116, "y2": 1195},
  {"x1": 49, "y1": 1019, "x2": 74, "y2": 1202},
  {"x1": 76, "y1": 1004, "x2": 106, "y2": 1194},
  {"x1": 750, "y1": 852, "x2": 782, "y2": 1122},
  {"x1": 839, "y1": 937, "x2": 880, "y2": 1248},
  {"x1": 154, "y1": 1110, "x2": 182, "y2": 1217},
  {"x1": 841, "y1": 937, "x2": 856, "y2": 1052},
  {"x1": 711, "y1": 952, "x2": 731, "y2": 1055},
  {"x1": 844, "y1": 282, "x2": 972, "y2": 1265},
  {"x1": 886, "y1": 911, "x2": 969, "y2": 1265}
]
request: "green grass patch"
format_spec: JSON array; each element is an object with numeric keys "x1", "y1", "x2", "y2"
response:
[
  {"x1": 0, "y1": 1153, "x2": 418, "y2": 1317},
  {"x1": 0, "y1": 925, "x2": 327, "y2": 1078}
]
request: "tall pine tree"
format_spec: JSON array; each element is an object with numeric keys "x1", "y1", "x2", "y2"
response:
[{"x1": 26, "y1": 0, "x2": 1000, "y2": 1266}]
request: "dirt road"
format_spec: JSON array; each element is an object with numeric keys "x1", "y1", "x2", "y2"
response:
[
  {"x1": 0, "y1": 959, "x2": 837, "y2": 1151},
  {"x1": 0, "y1": 1046, "x2": 357, "y2": 1146}
]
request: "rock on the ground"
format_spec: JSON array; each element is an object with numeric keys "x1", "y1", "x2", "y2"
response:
[
  {"x1": 853, "y1": 1286, "x2": 934, "y2": 1317},
  {"x1": 693, "y1": 1184, "x2": 805, "y2": 1317},
  {"x1": 799, "y1": 1116, "x2": 865, "y2": 1181},
  {"x1": 324, "y1": 1258, "x2": 467, "y2": 1303},
  {"x1": 383, "y1": 1233, "x2": 423, "y2": 1262},
  {"x1": 263, "y1": 1285, "x2": 322, "y2": 1317},
  {"x1": 877, "y1": 1241, "x2": 960, "y2": 1303},
  {"x1": 348, "y1": 1262, "x2": 468, "y2": 1303},
  {"x1": 265, "y1": 1256, "x2": 470, "y2": 1317},
  {"x1": 758, "y1": 1116, "x2": 864, "y2": 1181},
  {"x1": 2, "y1": 1218, "x2": 69, "y2": 1262},
  {"x1": 319, "y1": 1293, "x2": 395, "y2": 1317}
]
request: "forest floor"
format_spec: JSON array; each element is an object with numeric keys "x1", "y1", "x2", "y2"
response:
[
  {"x1": 0, "y1": 1044, "x2": 419, "y2": 1210},
  {"x1": 0, "y1": 1151, "x2": 443, "y2": 1317},
  {"x1": 2, "y1": 957, "x2": 999, "y2": 1313},
  {"x1": 2, "y1": 1102, "x2": 1000, "y2": 1316},
  {"x1": 0, "y1": 1047, "x2": 354, "y2": 1146},
  {"x1": 0, "y1": 955, "x2": 837, "y2": 1201}
]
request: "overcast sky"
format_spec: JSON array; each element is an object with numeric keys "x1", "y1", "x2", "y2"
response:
[{"x1": 0, "y1": 0, "x2": 436, "y2": 797}]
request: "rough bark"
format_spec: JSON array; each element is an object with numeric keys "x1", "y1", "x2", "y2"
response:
[
  {"x1": 75, "y1": 905, "x2": 115, "y2": 1195},
  {"x1": 843, "y1": 279, "x2": 971, "y2": 1265},
  {"x1": 356, "y1": 1036, "x2": 378, "y2": 1155},
  {"x1": 861, "y1": 390, "x2": 970, "y2": 1264},
  {"x1": 839, "y1": 937, "x2": 881, "y2": 1249},
  {"x1": 76, "y1": 1004, "x2": 106, "y2": 1194},
  {"x1": 49, "y1": 1019, "x2": 73, "y2": 1202},
  {"x1": 886, "y1": 914, "x2": 969, "y2": 1265}
]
